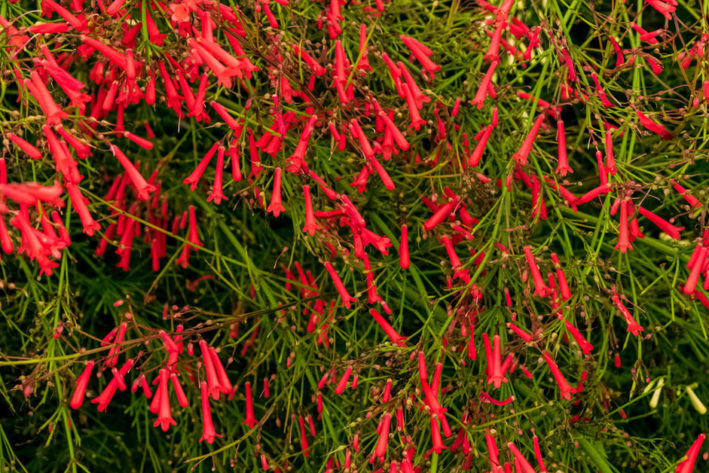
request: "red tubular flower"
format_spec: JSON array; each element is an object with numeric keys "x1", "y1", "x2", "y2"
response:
[
  {"x1": 555, "y1": 119, "x2": 573, "y2": 175},
  {"x1": 156, "y1": 62, "x2": 181, "y2": 111},
  {"x1": 424, "y1": 201, "x2": 455, "y2": 231},
  {"x1": 369, "y1": 155, "x2": 395, "y2": 191},
  {"x1": 670, "y1": 179, "x2": 701, "y2": 208},
  {"x1": 645, "y1": 0, "x2": 675, "y2": 20},
  {"x1": 207, "y1": 146, "x2": 227, "y2": 204},
  {"x1": 372, "y1": 412, "x2": 391, "y2": 462},
  {"x1": 29, "y1": 22, "x2": 70, "y2": 34},
  {"x1": 575, "y1": 184, "x2": 610, "y2": 206},
  {"x1": 7, "y1": 134, "x2": 41, "y2": 160},
  {"x1": 292, "y1": 44, "x2": 327, "y2": 76},
  {"x1": 417, "y1": 352, "x2": 446, "y2": 416},
  {"x1": 110, "y1": 145, "x2": 156, "y2": 201},
  {"x1": 81, "y1": 35, "x2": 126, "y2": 69},
  {"x1": 532, "y1": 436, "x2": 548, "y2": 473},
  {"x1": 378, "y1": 111, "x2": 409, "y2": 151},
  {"x1": 190, "y1": 40, "x2": 235, "y2": 88},
  {"x1": 229, "y1": 139, "x2": 243, "y2": 183},
  {"x1": 349, "y1": 119, "x2": 374, "y2": 158},
  {"x1": 636, "y1": 110, "x2": 672, "y2": 140},
  {"x1": 507, "y1": 442, "x2": 536, "y2": 473},
  {"x1": 139, "y1": 375, "x2": 153, "y2": 399},
  {"x1": 400, "y1": 35, "x2": 440, "y2": 76},
  {"x1": 357, "y1": 24, "x2": 373, "y2": 73},
  {"x1": 513, "y1": 114, "x2": 545, "y2": 166},
  {"x1": 211, "y1": 101, "x2": 241, "y2": 131},
  {"x1": 485, "y1": 432, "x2": 501, "y2": 473},
  {"x1": 591, "y1": 73, "x2": 614, "y2": 108},
  {"x1": 43, "y1": 0, "x2": 86, "y2": 30},
  {"x1": 184, "y1": 142, "x2": 219, "y2": 190},
  {"x1": 469, "y1": 125, "x2": 492, "y2": 167},
  {"x1": 561, "y1": 48, "x2": 577, "y2": 82},
  {"x1": 369, "y1": 308, "x2": 406, "y2": 346},
  {"x1": 334, "y1": 39, "x2": 347, "y2": 83},
  {"x1": 27, "y1": 72, "x2": 68, "y2": 125},
  {"x1": 170, "y1": 372, "x2": 189, "y2": 408},
  {"x1": 159, "y1": 330, "x2": 179, "y2": 353},
  {"x1": 123, "y1": 131, "x2": 153, "y2": 151},
  {"x1": 92, "y1": 358, "x2": 132, "y2": 411},
  {"x1": 55, "y1": 127, "x2": 90, "y2": 159},
  {"x1": 487, "y1": 334, "x2": 504, "y2": 388},
  {"x1": 153, "y1": 369, "x2": 177, "y2": 431},
  {"x1": 64, "y1": 181, "x2": 100, "y2": 236},
  {"x1": 615, "y1": 199, "x2": 632, "y2": 253},
  {"x1": 199, "y1": 381, "x2": 222, "y2": 444},
  {"x1": 243, "y1": 381, "x2": 258, "y2": 428},
  {"x1": 200, "y1": 340, "x2": 222, "y2": 400},
  {"x1": 471, "y1": 61, "x2": 498, "y2": 109},
  {"x1": 209, "y1": 347, "x2": 232, "y2": 394},
  {"x1": 523, "y1": 246, "x2": 550, "y2": 297},
  {"x1": 297, "y1": 415, "x2": 310, "y2": 457},
  {"x1": 611, "y1": 292, "x2": 644, "y2": 336},
  {"x1": 399, "y1": 224, "x2": 410, "y2": 269},
  {"x1": 302, "y1": 185, "x2": 321, "y2": 235},
  {"x1": 507, "y1": 322, "x2": 532, "y2": 342},
  {"x1": 335, "y1": 366, "x2": 352, "y2": 394},
  {"x1": 267, "y1": 167, "x2": 286, "y2": 217},
  {"x1": 92, "y1": 377, "x2": 119, "y2": 412},
  {"x1": 542, "y1": 351, "x2": 573, "y2": 400},
  {"x1": 402, "y1": 82, "x2": 426, "y2": 130},
  {"x1": 51, "y1": 211, "x2": 70, "y2": 247},
  {"x1": 287, "y1": 114, "x2": 318, "y2": 172},
  {"x1": 550, "y1": 253, "x2": 572, "y2": 300},
  {"x1": 637, "y1": 206, "x2": 683, "y2": 240},
  {"x1": 190, "y1": 73, "x2": 209, "y2": 118},
  {"x1": 564, "y1": 320, "x2": 593, "y2": 354},
  {"x1": 324, "y1": 261, "x2": 356, "y2": 308},
  {"x1": 676, "y1": 433, "x2": 705, "y2": 473},
  {"x1": 683, "y1": 247, "x2": 707, "y2": 295},
  {"x1": 69, "y1": 361, "x2": 95, "y2": 409},
  {"x1": 609, "y1": 36, "x2": 624, "y2": 67}
]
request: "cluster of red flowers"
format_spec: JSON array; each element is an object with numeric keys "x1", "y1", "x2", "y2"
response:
[{"x1": 1, "y1": 0, "x2": 707, "y2": 470}]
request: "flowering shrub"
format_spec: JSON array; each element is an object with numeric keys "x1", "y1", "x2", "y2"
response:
[{"x1": 0, "y1": 0, "x2": 708, "y2": 471}]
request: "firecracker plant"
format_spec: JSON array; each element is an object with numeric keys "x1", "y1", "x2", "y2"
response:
[{"x1": 0, "y1": 0, "x2": 708, "y2": 471}]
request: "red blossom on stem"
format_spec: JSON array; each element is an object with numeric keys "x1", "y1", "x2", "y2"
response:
[
  {"x1": 69, "y1": 361, "x2": 95, "y2": 409},
  {"x1": 199, "y1": 381, "x2": 222, "y2": 444}
]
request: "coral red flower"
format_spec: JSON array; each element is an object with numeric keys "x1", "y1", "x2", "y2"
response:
[
  {"x1": 184, "y1": 142, "x2": 219, "y2": 191},
  {"x1": 611, "y1": 292, "x2": 644, "y2": 336},
  {"x1": 154, "y1": 369, "x2": 177, "y2": 431},
  {"x1": 512, "y1": 114, "x2": 545, "y2": 166},
  {"x1": 7, "y1": 133, "x2": 42, "y2": 160},
  {"x1": 324, "y1": 261, "x2": 356, "y2": 308},
  {"x1": 207, "y1": 146, "x2": 227, "y2": 204},
  {"x1": 676, "y1": 433, "x2": 705, "y2": 473},
  {"x1": 198, "y1": 381, "x2": 222, "y2": 444},
  {"x1": 682, "y1": 246, "x2": 707, "y2": 295},
  {"x1": 399, "y1": 224, "x2": 410, "y2": 269},
  {"x1": 507, "y1": 442, "x2": 536, "y2": 473},
  {"x1": 243, "y1": 381, "x2": 258, "y2": 428},
  {"x1": 636, "y1": 110, "x2": 672, "y2": 140},
  {"x1": 110, "y1": 145, "x2": 156, "y2": 201},
  {"x1": 267, "y1": 167, "x2": 286, "y2": 217},
  {"x1": 523, "y1": 246, "x2": 550, "y2": 297},
  {"x1": 615, "y1": 198, "x2": 632, "y2": 253},
  {"x1": 369, "y1": 308, "x2": 406, "y2": 346},
  {"x1": 372, "y1": 412, "x2": 391, "y2": 462},
  {"x1": 69, "y1": 361, "x2": 95, "y2": 409},
  {"x1": 542, "y1": 351, "x2": 573, "y2": 400},
  {"x1": 637, "y1": 206, "x2": 683, "y2": 240}
]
